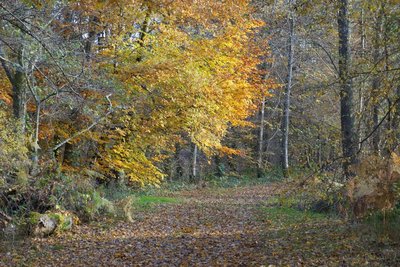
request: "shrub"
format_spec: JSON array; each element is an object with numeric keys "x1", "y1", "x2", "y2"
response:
[{"x1": 0, "y1": 109, "x2": 29, "y2": 182}]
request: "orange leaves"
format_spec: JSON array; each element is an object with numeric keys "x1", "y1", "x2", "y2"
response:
[
  {"x1": 0, "y1": 70, "x2": 12, "y2": 106},
  {"x1": 219, "y1": 146, "x2": 243, "y2": 157},
  {"x1": 38, "y1": 122, "x2": 55, "y2": 141}
]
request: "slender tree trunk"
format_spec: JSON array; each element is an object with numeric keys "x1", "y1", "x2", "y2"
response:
[
  {"x1": 371, "y1": 76, "x2": 380, "y2": 155},
  {"x1": 281, "y1": 0, "x2": 295, "y2": 178},
  {"x1": 258, "y1": 95, "x2": 266, "y2": 177},
  {"x1": 358, "y1": 8, "x2": 366, "y2": 151},
  {"x1": 382, "y1": 7, "x2": 392, "y2": 156},
  {"x1": 0, "y1": 46, "x2": 27, "y2": 133},
  {"x1": 135, "y1": 11, "x2": 150, "y2": 63},
  {"x1": 317, "y1": 134, "x2": 322, "y2": 167},
  {"x1": 392, "y1": 87, "x2": 400, "y2": 151},
  {"x1": 84, "y1": 16, "x2": 99, "y2": 61},
  {"x1": 338, "y1": 0, "x2": 358, "y2": 179},
  {"x1": 25, "y1": 63, "x2": 41, "y2": 174},
  {"x1": 371, "y1": 9, "x2": 382, "y2": 154},
  {"x1": 31, "y1": 102, "x2": 40, "y2": 173},
  {"x1": 192, "y1": 144, "x2": 198, "y2": 179},
  {"x1": 12, "y1": 69, "x2": 26, "y2": 133}
]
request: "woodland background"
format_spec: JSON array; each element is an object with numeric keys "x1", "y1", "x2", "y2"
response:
[{"x1": 0, "y1": 0, "x2": 400, "y2": 251}]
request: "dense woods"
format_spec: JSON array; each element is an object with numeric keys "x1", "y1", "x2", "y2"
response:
[{"x1": 1, "y1": 0, "x2": 400, "y2": 265}]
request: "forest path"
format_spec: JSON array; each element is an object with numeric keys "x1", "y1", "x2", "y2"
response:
[{"x1": 1, "y1": 184, "x2": 399, "y2": 266}]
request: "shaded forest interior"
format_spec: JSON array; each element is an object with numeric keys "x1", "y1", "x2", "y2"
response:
[{"x1": 1, "y1": 0, "x2": 400, "y2": 265}]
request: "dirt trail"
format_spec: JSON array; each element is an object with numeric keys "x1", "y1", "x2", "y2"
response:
[
  {"x1": 1, "y1": 185, "x2": 275, "y2": 266},
  {"x1": 1, "y1": 184, "x2": 399, "y2": 266}
]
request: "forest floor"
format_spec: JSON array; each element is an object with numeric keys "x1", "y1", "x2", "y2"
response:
[{"x1": 1, "y1": 183, "x2": 399, "y2": 266}]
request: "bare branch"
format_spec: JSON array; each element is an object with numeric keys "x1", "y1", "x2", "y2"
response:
[
  {"x1": 52, "y1": 94, "x2": 114, "y2": 152},
  {"x1": 312, "y1": 41, "x2": 339, "y2": 75},
  {"x1": 0, "y1": 46, "x2": 15, "y2": 84}
]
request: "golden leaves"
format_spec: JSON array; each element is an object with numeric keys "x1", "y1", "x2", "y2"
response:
[{"x1": 82, "y1": 0, "x2": 271, "y2": 186}]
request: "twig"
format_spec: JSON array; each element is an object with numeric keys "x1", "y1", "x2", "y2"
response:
[
  {"x1": 358, "y1": 96, "x2": 400, "y2": 152},
  {"x1": 52, "y1": 94, "x2": 114, "y2": 151}
]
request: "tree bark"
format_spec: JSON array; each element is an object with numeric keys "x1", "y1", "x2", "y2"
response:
[
  {"x1": 26, "y1": 73, "x2": 41, "y2": 173},
  {"x1": 0, "y1": 46, "x2": 27, "y2": 133},
  {"x1": 84, "y1": 16, "x2": 99, "y2": 61},
  {"x1": 192, "y1": 144, "x2": 198, "y2": 179},
  {"x1": 371, "y1": 8, "x2": 383, "y2": 154},
  {"x1": 358, "y1": 8, "x2": 365, "y2": 151},
  {"x1": 338, "y1": 0, "x2": 358, "y2": 178},
  {"x1": 281, "y1": 0, "x2": 295, "y2": 178},
  {"x1": 258, "y1": 95, "x2": 266, "y2": 177},
  {"x1": 392, "y1": 87, "x2": 400, "y2": 151}
]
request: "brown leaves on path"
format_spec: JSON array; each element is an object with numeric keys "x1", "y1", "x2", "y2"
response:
[{"x1": 1, "y1": 184, "x2": 399, "y2": 266}]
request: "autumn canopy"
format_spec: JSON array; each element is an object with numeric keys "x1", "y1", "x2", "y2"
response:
[{"x1": 0, "y1": 0, "x2": 270, "y2": 185}]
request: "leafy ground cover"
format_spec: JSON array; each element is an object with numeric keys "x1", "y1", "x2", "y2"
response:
[{"x1": 1, "y1": 184, "x2": 399, "y2": 266}]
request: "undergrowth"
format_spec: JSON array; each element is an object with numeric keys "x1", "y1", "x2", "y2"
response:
[{"x1": 361, "y1": 208, "x2": 400, "y2": 242}]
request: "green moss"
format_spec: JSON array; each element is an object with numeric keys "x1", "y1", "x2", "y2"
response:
[
  {"x1": 28, "y1": 212, "x2": 42, "y2": 225},
  {"x1": 80, "y1": 191, "x2": 116, "y2": 221},
  {"x1": 48, "y1": 213, "x2": 62, "y2": 223},
  {"x1": 27, "y1": 211, "x2": 74, "y2": 234},
  {"x1": 48, "y1": 213, "x2": 73, "y2": 231}
]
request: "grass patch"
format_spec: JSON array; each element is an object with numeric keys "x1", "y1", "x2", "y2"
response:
[
  {"x1": 259, "y1": 206, "x2": 328, "y2": 228},
  {"x1": 133, "y1": 196, "x2": 182, "y2": 211},
  {"x1": 137, "y1": 196, "x2": 181, "y2": 205}
]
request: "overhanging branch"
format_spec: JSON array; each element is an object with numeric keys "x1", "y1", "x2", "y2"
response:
[{"x1": 52, "y1": 94, "x2": 114, "y2": 152}]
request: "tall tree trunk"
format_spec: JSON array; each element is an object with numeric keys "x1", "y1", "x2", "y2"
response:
[
  {"x1": 281, "y1": 0, "x2": 295, "y2": 178},
  {"x1": 12, "y1": 65, "x2": 26, "y2": 133},
  {"x1": 84, "y1": 16, "x2": 99, "y2": 61},
  {"x1": 358, "y1": 8, "x2": 365, "y2": 151},
  {"x1": 0, "y1": 46, "x2": 27, "y2": 133},
  {"x1": 26, "y1": 69, "x2": 41, "y2": 174},
  {"x1": 392, "y1": 87, "x2": 400, "y2": 151},
  {"x1": 192, "y1": 144, "x2": 198, "y2": 179},
  {"x1": 371, "y1": 8, "x2": 383, "y2": 154},
  {"x1": 382, "y1": 5, "x2": 392, "y2": 156},
  {"x1": 338, "y1": 0, "x2": 358, "y2": 179},
  {"x1": 258, "y1": 95, "x2": 266, "y2": 177}
]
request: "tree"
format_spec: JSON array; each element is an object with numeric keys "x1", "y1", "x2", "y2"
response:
[
  {"x1": 338, "y1": 0, "x2": 358, "y2": 178},
  {"x1": 281, "y1": 0, "x2": 295, "y2": 177},
  {"x1": 63, "y1": 0, "x2": 269, "y2": 184},
  {"x1": 0, "y1": 2, "x2": 28, "y2": 132}
]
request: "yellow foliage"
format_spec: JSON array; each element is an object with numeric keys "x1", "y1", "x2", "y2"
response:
[
  {"x1": 103, "y1": 142, "x2": 164, "y2": 186},
  {"x1": 78, "y1": 0, "x2": 272, "y2": 186},
  {"x1": 0, "y1": 108, "x2": 29, "y2": 176}
]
